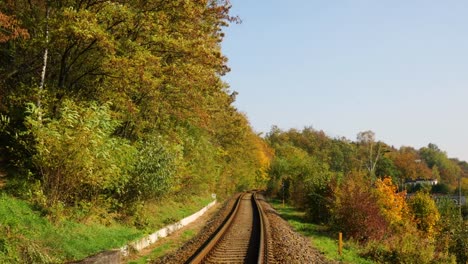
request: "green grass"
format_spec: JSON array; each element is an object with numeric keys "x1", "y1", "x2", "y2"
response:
[
  {"x1": 139, "y1": 195, "x2": 214, "y2": 231},
  {"x1": 0, "y1": 193, "x2": 143, "y2": 262},
  {"x1": 269, "y1": 199, "x2": 374, "y2": 264},
  {"x1": 0, "y1": 192, "x2": 215, "y2": 263},
  {"x1": 128, "y1": 229, "x2": 198, "y2": 264},
  {"x1": 127, "y1": 196, "x2": 214, "y2": 264},
  {"x1": 0, "y1": 192, "x2": 212, "y2": 263}
]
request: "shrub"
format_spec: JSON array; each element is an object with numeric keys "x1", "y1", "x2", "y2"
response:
[
  {"x1": 431, "y1": 183, "x2": 451, "y2": 194},
  {"x1": 331, "y1": 171, "x2": 388, "y2": 242},
  {"x1": 123, "y1": 136, "x2": 180, "y2": 203},
  {"x1": 363, "y1": 229, "x2": 436, "y2": 264},
  {"x1": 26, "y1": 100, "x2": 136, "y2": 210},
  {"x1": 374, "y1": 177, "x2": 409, "y2": 228},
  {"x1": 449, "y1": 221, "x2": 468, "y2": 264},
  {"x1": 408, "y1": 191, "x2": 440, "y2": 239}
]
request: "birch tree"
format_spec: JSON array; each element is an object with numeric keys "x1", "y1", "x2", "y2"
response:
[{"x1": 357, "y1": 130, "x2": 384, "y2": 179}]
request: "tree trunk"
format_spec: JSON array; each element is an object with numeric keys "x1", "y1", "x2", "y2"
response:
[{"x1": 38, "y1": 4, "x2": 50, "y2": 121}]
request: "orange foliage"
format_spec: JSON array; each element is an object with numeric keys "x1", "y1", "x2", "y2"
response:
[
  {"x1": 390, "y1": 150, "x2": 432, "y2": 180},
  {"x1": 332, "y1": 171, "x2": 388, "y2": 242},
  {"x1": 375, "y1": 177, "x2": 409, "y2": 227},
  {"x1": 0, "y1": 12, "x2": 29, "y2": 43}
]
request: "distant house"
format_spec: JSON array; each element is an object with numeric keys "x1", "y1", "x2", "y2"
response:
[{"x1": 405, "y1": 178, "x2": 438, "y2": 186}]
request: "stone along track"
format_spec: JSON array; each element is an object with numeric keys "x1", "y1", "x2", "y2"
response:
[{"x1": 187, "y1": 192, "x2": 268, "y2": 264}]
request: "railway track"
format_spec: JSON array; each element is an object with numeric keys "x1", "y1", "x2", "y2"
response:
[{"x1": 187, "y1": 192, "x2": 269, "y2": 264}]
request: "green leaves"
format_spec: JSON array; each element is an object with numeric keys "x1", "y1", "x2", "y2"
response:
[
  {"x1": 125, "y1": 136, "x2": 180, "y2": 202},
  {"x1": 26, "y1": 100, "x2": 136, "y2": 206},
  {"x1": 1, "y1": 0, "x2": 271, "y2": 225},
  {"x1": 408, "y1": 192, "x2": 440, "y2": 239}
]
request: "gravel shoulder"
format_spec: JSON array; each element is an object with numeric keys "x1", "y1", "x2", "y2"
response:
[
  {"x1": 151, "y1": 194, "x2": 240, "y2": 264},
  {"x1": 150, "y1": 192, "x2": 333, "y2": 264},
  {"x1": 257, "y1": 194, "x2": 335, "y2": 264}
]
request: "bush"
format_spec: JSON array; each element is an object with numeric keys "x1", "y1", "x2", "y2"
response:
[
  {"x1": 408, "y1": 191, "x2": 440, "y2": 239},
  {"x1": 305, "y1": 183, "x2": 334, "y2": 224},
  {"x1": 123, "y1": 136, "x2": 180, "y2": 203},
  {"x1": 462, "y1": 204, "x2": 468, "y2": 220},
  {"x1": 331, "y1": 171, "x2": 388, "y2": 242},
  {"x1": 431, "y1": 183, "x2": 451, "y2": 194},
  {"x1": 374, "y1": 177, "x2": 409, "y2": 228},
  {"x1": 449, "y1": 222, "x2": 468, "y2": 264},
  {"x1": 363, "y1": 230, "x2": 436, "y2": 264},
  {"x1": 26, "y1": 100, "x2": 136, "y2": 210}
]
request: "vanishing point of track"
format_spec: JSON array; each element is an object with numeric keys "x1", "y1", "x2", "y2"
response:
[{"x1": 187, "y1": 191, "x2": 269, "y2": 264}]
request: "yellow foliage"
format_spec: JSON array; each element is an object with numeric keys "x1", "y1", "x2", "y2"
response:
[
  {"x1": 375, "y1": 177, "x2": 409, "y2": 227},
  {"x1": 252, "y1": 135, "x2": 274, "y2": 185},
  {"x1": 408, "y1": 191, "x2": 440, "y2": 240}
]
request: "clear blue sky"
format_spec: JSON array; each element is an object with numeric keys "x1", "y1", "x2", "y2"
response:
[{"x1": 221, "y1": 0, "x2": 468, "y2": 162}]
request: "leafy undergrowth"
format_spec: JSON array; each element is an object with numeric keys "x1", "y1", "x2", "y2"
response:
[
  {"x1": 269, "y1": 199, "x2": 374, "y2": 264},
  {"x1": 0, "y1": 192, "x2": 213, "y2": 263},
  {"x1": 0, "y1": 192, "x2": 142, "y2": 262}
]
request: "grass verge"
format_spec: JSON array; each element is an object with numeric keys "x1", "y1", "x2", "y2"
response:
[
  {"x1": 0, "y1": 192, "x2": 142, "y2": 262},
  {"x1": 269, "y1": 199, "x2": 374, "y2": 264},
  {"x1": 0, "y1": 192, "x2": 214, "y2": 263},
  {"x1": 128, "y1": 229, "x2": 197, "y2": 264},
  {"x1": 139, "y1": 196, "x2": 213, "y2": 231}
]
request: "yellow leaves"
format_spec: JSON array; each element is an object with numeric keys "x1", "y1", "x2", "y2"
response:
[
  {"x1": 374, "y1": 177, "x2": 409, "y2": 227},
  {"x1": 252, "y1": 136, "x2": 274, "y2": 184},
  {"x1": 408, "y1": 192, "x2": 440, "y2": 240},
  {"x1": 56, "y1": 7, "x2": 116, "y2": 53}
]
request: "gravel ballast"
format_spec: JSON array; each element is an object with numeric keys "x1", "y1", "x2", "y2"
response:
[
  {"x1": 153, "y1": 192, "x2": 333, "y2": 264},
  {"x1": 257, "y1": 194, "x2": 334, "y2": 264}
]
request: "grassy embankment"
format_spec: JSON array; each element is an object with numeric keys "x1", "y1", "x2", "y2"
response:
[
  {"x1": 0, "y1": 192, "x2": 213, "y2": 262},
  {"x1": 269, "y1": 199, "x2": 374, "y2": 264},
  {"x1": 127, "y1": 229, "x2": 197, "y2": 264},
  {"x1": 128, "y1": 196, "x2": 219, "y2": 264}
]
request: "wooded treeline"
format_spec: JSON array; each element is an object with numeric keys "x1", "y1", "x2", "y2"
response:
[
  {"x1": 0, "y1": 0, "x2": 271, "y2": 218},
  {"x1": 2, "y1": 2, "x2": 468, "y2": 263},
  {"x1": 266, "y1": 127, "x2": 468, "y2": 263}
]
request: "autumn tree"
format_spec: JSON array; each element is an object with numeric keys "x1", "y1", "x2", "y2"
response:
[
  {"x1": 390, "y1": 147, "x2": 432, "y2": 181},
  {"x1": 408, "y1": 191, "x2": 440, "y2": 239},
  {"x1": 0, "y1": 0, "x2": 270, "y2": 218},
  {"x1": 0, "y1": 12, "x2": 28, "y2": 43},
  {"x1": 374, "y1": 177, "x2": 409, "y2": 227},
  {"x1": 331, "y1": 171, "x2": 388, "y2": 242}
]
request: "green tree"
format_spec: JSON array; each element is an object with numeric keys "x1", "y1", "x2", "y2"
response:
[
  {"x1": 408, "y1": 191, "x2": 440, "y2": 239},
  {"x1": 420, "y1": 144, "x2": 461, "y2": 187},
  {"x1": 26, "y1": 100, "x2": 136, "y2": 208},
  {"x1": 436, "y1": 198, "x2": 466, "y2": 263}
]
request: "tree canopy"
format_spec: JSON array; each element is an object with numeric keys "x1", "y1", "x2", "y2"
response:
[{"x1": 0, "y1": 0, "x2": 271, "y2": 217}]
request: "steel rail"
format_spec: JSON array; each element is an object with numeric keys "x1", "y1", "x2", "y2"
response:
[
  {"x1": 188, "y1": 192, "x2": 246, "y2": 263},
  {"x1": 253, "y1": 192, "x2": 269, "y2": 264},
  {"x1": 187, "y1": 191, "x2": 267, "y2": 264}
]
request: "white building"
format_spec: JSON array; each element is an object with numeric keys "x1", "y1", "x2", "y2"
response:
[{"x1": 405, "y1": 178, "x2": 438, "y2": 186}]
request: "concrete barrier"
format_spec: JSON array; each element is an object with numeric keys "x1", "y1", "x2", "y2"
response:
[
  {"x1": 74, "y1": 199, "x2": 216, "y2": 263},
  {"x1": 121, "y1": 199, "x2": 217, "y2": 256}
]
